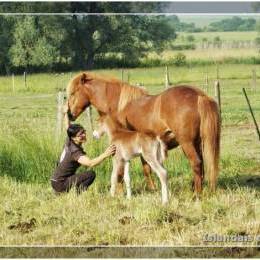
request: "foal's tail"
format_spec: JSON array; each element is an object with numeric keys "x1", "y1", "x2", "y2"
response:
[
  {"x1": 198, "y1": 95, "x2": 221, "y2": 191},
  {"x1": 156, "y1": 136, "x2": 167, "y2": 163}
]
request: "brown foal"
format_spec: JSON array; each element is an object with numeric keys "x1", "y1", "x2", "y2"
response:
[{"x1": 93, "y1": 114, "x2": 168, "y2": 204}]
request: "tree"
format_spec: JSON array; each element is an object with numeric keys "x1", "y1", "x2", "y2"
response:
[
  {"x1": 10, "y1": 17, "x2": 40, "y2": 69},
  {"x1": 65, "y1": 3, "x2": 176, "y2": 69},
  {"x1": 186, "y1": 35, "x2": 195, "y2": 42},
  {"x1": 9, "y1": 16, "x2": 67, "y2": 70},
  {"x1": 213, "y1": 36, "x2": 222, "y2": 48},
  {"x1": 0, "y1": 17, "x2": 13, "y2": 74},
  {"x1": 208, "y1": 16, "x2": 256, "y2": 32},
  {"x1": 0, "y1": 2, "x2": 177, "y2": 71}
]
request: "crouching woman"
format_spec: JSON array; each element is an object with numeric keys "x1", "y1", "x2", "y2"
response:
[{"x1": 51, "y1": 124, "x2": 116, "y2": 194}]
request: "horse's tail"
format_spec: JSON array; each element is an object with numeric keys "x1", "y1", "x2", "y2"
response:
[
  {"x1": 156, "y1": 136, "x2": 167, "y2": 163},
  {"x1": 198, "y1": 95, "x2": 221, "y2": 191}
]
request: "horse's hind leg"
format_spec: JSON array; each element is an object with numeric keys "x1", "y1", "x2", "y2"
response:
[
  {"x1": 140, "y1": 156, "x2": 156, "y2": 191},
  {"x1": 181, "y1": 142, "x2": 203, "y2": 194}
]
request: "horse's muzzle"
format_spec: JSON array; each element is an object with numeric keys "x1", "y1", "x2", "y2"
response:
[{"x1": 67, "y1": 109, "x2": 75, "y2": 121}]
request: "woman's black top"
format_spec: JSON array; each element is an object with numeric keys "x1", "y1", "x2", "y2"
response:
[{"x1": 52, "y1": 138, "x2": 86, "y2": 181}]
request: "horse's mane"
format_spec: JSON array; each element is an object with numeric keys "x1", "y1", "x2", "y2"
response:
[
  {"x1": 67, "y1": 72, "x2": 148, "y2": 111},
  {"x1": 118, "y1": 83, "x2": 148, "y2": 111},
  {"x1": 67, "y1": 72, "x2": 124, "y2": 95}
]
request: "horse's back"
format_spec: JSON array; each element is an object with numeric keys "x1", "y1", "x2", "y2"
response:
[
  {"x1": 119, "y1": 85, "x2": 207, "y2": 143},
  {"x1": 159, "y1": 86, "x2": 204, "y2": 140}
]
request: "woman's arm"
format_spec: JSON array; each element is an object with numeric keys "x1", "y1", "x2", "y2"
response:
[{"x1": 77, "y1": 144, "x2": 116, "y2": 168}]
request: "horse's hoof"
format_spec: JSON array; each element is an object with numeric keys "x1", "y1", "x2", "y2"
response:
[
  {"x1": 192, "y1": 193, "x2": 202, "y2": 201},
  {"x1": 146, "y1": 183, "x2": 157, "y2": 192}
]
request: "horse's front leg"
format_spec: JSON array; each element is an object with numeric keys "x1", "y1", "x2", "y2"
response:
[{"x1": 140, "y1": 156, "x2": 156, "y2": 191}]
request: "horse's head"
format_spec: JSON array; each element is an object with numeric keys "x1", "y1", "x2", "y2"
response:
[{"x1": 67, "y1": 73, "x2": 92, "y2": 121}]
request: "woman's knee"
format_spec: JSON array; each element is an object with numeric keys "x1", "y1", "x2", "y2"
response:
[{"x1": 88, "y1": 170, "x2": 96, "y2": 180}]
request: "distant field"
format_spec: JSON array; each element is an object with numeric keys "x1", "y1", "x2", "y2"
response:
[
  {"x1": 175, "y1": 31, "x2": 258, "y2": 43},
  {"x1": 178, "y1": 15, "x2": 260, "y2": 28},
  {"x1": 148, "y1": 48, "x2": 259, "y2": 63}
]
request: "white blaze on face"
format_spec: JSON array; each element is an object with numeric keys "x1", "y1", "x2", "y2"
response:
[{"x1": 93, "y1": 130, "x2": 100, "y2": 139}]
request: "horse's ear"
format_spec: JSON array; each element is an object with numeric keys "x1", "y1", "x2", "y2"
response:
[{"x1": 80, "y1": 73, "x2": 92, "y2": 84}]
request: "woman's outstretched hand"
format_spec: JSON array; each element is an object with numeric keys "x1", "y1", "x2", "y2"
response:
[{"x1": 104, "y1": 144, "x2": 116, "y2": 157}]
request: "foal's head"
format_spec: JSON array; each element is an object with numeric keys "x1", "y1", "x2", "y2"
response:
[{"x1": 93, "y1": 114, "x2": 119, "y2": 140}]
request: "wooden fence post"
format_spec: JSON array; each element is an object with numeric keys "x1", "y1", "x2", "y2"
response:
[
  {"x1": 214, "y1": 80, "x2": 221, "y2": 118},
  {"x1": 205, "y1": 71, "x2": 209, "y2": 93},
  {"x1": 165, "y1": 66, "x2": 170, "y2": 89},
  {"x1": 24, "y1": 71, "x2": 27, "y2": 89},
  {"x1": 56, "y1": 91, "x2": 65, "y2": 140},
  {"x1": 87, "y1": 106, "x2": 94, "y2": 132},
  {"x1": 242, "y1": 88, "x2": 260, "y2": 141},
  {"x1": 12, "y1": 73, "x2": 15, "y2": 92},
  {"x1": 252, "y1": 69, "x2": 256, "y2": 92},
  {"x1": 121, "y1": 69, "x2": 124, "y2": 81}
]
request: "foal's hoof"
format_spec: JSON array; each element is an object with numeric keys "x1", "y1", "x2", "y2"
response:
[
  {"x1": 161, "y1": 199, "x2": 169, "y2": 206},
  {"x1": 116, "y1": 184, "x2": 124, "y2": 195}
]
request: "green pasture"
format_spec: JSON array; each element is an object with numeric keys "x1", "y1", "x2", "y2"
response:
[
  {"x1": 0, "y1": 64, "x2": 260, "y2": 254},
  {"x1": 175, "y1": 31, "x2": 258, "y2": 43}
]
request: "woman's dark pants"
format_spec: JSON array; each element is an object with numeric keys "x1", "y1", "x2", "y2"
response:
[{"x1": 51, "y1": 170, "x2": 96, "y2": 194}]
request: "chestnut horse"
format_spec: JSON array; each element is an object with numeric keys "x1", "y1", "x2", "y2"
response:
[{"x1": 67, "y1": 72, "x2": 221, "y2": 194}]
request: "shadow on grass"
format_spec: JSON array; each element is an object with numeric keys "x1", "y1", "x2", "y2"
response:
[{"x1": 218, "y1": 174, "x2": 260, "y2": 192}]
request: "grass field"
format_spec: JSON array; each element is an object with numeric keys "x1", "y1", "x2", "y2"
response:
[
  {"x1": 0, "y1": 63, "x2": 260, "y2": 257},
  {"x1": 148, "y1": 48, "x2": 260, "y2": 64},
  {"x1": 175, "y1": 31, "x2": 258, "y2": 43}
]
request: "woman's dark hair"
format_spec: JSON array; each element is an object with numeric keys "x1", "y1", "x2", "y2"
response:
[{"x1": 67, "y1": 124, "x2": 85, "y2": 139}]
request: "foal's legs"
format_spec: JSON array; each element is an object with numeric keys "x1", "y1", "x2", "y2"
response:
[
  {"x1": 123, "y1": 162, "x2": 131, "y2": 199},
  {"x1": 181, "y1": 142, "x2": 203, "y2": 194},
  {"x1": 116, "y1": 163, "x2": 125, "y2": 194},
  {"x1": 143, "y1": 154, "x2": 168, "y2": 204},
  {"x1": 111, "y1": 158, "x2": 124, "y2": 197},
  {"x1": 140, "y1": 156, "x2": 156, "y2": 191}
]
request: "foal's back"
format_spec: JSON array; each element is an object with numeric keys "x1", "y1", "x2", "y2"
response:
[{"x1": 112, "y1": 129, "x2": 158, "y2": 161}]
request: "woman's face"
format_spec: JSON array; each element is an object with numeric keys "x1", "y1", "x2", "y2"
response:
[{"x1": 72, "y1": 129, "x2": 87, "y2": 144}]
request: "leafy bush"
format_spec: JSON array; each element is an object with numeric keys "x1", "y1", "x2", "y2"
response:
[
  {"x1": 186, "y1": 35, "x2": 195, "y2": 42},
  {"x1": 172, "y1": 53, "x2": 187, "y2": 66},
  {"x1": 171, "y1": 43, "x2": 196, "y2": 51}
]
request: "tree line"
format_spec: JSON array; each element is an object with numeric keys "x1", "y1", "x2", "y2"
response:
[
  {"x1": 0, "y1": 2, "x2": 177, "y2": 75},
  {"x1": 169, "y1": 16, "x2": 257, "y2": 33}
]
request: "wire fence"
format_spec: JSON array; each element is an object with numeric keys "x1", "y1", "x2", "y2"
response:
[{"x1": 0, "y1": 66, "x2": 259, "y2": 141}]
